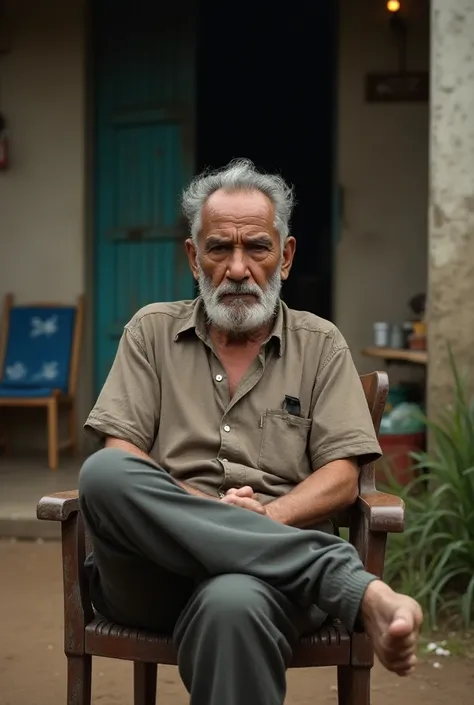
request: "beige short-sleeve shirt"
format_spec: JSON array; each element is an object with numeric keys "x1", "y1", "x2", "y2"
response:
[{"x1": 85, "y1": 298, "x2": 381, "y2": 503}]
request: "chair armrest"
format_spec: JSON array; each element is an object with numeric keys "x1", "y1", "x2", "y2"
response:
[
  {"x1": 37, "y1": 490, "x2": 94, "y2": 652},
  {"x1": 357, "y1": 492, "x2": 405, "y2": 534},
  {"x1": 37, "y1": 490, "x2": 79, "y2": 522}
]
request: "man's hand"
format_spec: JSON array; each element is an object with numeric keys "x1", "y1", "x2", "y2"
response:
[{"x1": 220, "y1": 487, "x2": 266, "y2": 516}]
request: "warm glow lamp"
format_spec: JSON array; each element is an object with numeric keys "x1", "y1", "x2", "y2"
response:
[{"x1": 387, "y1": 0, "x2": 401, "y2": 11}]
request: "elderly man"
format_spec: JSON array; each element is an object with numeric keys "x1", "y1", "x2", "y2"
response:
[{"x1": 80, "y1": 159, "x2": 422, "y2": 705}]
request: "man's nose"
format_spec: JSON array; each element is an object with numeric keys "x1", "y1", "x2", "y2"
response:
[{"x1": 226, "y1": 250, "x2": 249, "y2": 281}]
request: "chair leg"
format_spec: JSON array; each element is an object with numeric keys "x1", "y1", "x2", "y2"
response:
[
  {"x1": 337, "y1": 665, "x2": 371, "y2": 705},
  {"x1": 67, "y1": 654, "x2": 92, "y2": 705},
  {"x1": 47, "y1": 398, "x2": 59, "y2": 470},
  {"x1": 134, "y1": 662, "x2": 157, "y2": 705},
  {"x1": 68, "y1": 403, "x2": 78, "y2": 455}
]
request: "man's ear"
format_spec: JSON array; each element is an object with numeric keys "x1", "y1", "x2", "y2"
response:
[
  {"x1": 185, "y1": 238, "x2": 199, "y2": 281},
  {"x1": 280, "y1": 236, "x2": 296, "y2": 281}
]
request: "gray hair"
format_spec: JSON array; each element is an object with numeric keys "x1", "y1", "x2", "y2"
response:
[{"x1": 181, "y1": 158, "x2": 295, "y2": 245}]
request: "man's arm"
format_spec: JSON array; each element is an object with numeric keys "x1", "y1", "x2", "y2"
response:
[
  {"x1": 105, "y1": 437, "x2": 265, "y2": 513},
  {"x1": 264, "y1": 458, "x2": 359, "y2": 527},
  {"x1": 258, "y1": 330, "x2": 381, "y2": 528},
  {"x1": 105, "y1": 437, "x2": 215, "y2": 499},
  {"x1": 107, "y1": 436, "x2": 358, "y2": 524},
  {"x1": 265, "y1": 330, "x2": 381, "y2": 527},
  {"x1": 85, "y1": 323, "x2": 212, "y2": 502}
]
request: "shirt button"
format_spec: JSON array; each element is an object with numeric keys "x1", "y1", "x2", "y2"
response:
[
  {"x1": 222, "y1": 458, "x2": 228, "y2": 463},
  {"x1": 215, "y1": 374, "x2": 223, "y2": 382},
  {"x1": 223, "y1": 424, "x2": 231, "y2": 433}
]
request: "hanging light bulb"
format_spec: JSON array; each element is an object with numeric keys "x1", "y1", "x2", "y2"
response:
[{"x1": 387, "y1": 0, "x2": 401, "y2": 11}]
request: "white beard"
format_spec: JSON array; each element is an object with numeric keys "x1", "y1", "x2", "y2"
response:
[{"x1": 197, "y1": 263, "x2": 282, "y2": 334}]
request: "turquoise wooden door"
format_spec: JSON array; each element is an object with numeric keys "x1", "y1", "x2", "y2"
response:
[{"x1": 94, "y1": 0, "x2": 196, "y2": 391}]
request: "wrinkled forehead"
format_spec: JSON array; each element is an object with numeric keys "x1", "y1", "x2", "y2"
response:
[{"x1": 201, "y1": 189, "x2": 276, "y2": 233}]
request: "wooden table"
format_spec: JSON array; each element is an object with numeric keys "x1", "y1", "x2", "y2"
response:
[{"x1": 361, "y1": 346, "x2": 428, "y2": 365}]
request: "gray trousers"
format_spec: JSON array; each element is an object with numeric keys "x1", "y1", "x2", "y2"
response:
[{"x1": 79, "y1": 448, "x2": 376, "y2": 705}]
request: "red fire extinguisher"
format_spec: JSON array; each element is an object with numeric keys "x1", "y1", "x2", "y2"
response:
[{"x1": 0, "y1": 113, "x2": 9, "y2": 171}]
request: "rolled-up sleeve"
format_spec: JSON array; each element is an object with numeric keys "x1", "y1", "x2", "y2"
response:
[
  {"x1": 84, "y1": 325, "x2": 161, "y2": 453},
  {"x1": 309, "y1": 334, "x2": 382, "y2": 471}
]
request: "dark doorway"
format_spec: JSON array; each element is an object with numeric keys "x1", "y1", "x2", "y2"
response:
[{"x1": 196, "y1": 0, "x2": 337, "y2": 320}]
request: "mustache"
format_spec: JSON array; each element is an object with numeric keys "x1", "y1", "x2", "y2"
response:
[{"x1": 215, "y1": 281, "x2": 262, "y2": 300}]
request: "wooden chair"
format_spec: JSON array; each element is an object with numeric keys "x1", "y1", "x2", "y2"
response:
[
  {"x1": 0, "y1": 293, "x2": 85, "y2": 470},
  {"x1": 37, "y1": 370, "x2": 405, "y2": 705}
]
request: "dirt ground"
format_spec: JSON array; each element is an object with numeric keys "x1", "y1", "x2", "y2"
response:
[{"x1": 1, "y1": 540, "x2": 473, "y2": 705}]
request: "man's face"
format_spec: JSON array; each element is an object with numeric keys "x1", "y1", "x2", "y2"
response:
[{"x1": 186, "y1": 189, "x2": 295, "y2": 334}]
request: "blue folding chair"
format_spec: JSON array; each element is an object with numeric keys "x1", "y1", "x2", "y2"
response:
[{"x1": 0, "y1": 293, "x2": 85, "y2": 469}]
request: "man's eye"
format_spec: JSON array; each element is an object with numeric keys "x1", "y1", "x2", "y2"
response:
[{"x1": 210, "y1": 245, "x2": 228, "y2": 253}]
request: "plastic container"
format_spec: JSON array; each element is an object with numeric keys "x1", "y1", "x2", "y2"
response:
[
  {"x1": 373, "y1": 322, "x2": 390, "y2": 347},
  {"x1": 390, "y1": 324, "x2": 404, "y2": 349}
]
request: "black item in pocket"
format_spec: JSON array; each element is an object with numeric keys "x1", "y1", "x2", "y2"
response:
[{"x1": 283, "y1": 395, "x2": 301, "y2": 417}]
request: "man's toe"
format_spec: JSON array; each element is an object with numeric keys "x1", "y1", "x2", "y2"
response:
[{"x1": 388, "y1": 614, "x2": 413, "y2": 638}]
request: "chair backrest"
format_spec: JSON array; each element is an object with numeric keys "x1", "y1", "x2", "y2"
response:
[
  {"x1": 334, "y1": 371, "x2": 389, "y2": 530},
  {"x1": 0, "y1": 293, "x2": 85, "y2": 395},
  {"x1": 359, "y1": 371, "x2": 389, "y2": 492}
]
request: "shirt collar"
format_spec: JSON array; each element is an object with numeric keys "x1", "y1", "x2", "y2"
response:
[{"x1": 175, "y1": 297, "x2": 285, "y2": 356}]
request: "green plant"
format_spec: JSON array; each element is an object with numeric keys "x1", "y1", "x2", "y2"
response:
[{"x1": 382, "y1": 351, "x2": 474, "y2": 629}]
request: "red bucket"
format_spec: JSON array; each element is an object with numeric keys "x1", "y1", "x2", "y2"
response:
[{"x1": 376, "y1": 432, "x2": 425, "y2": 487}]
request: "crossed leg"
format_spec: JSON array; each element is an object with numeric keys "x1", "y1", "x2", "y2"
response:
[{"x1": 79, "y1": 447, "x2": 422, "y2": 704}]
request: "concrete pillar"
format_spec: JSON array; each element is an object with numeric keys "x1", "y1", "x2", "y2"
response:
[{"x1": 429, "y1": 0, "x2": 474, "y2": 410}]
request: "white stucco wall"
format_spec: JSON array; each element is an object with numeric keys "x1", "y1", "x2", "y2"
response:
[
  {"x1": 336, "y1": 0, "x2": 430, "y2": 372},
  {"x1": 0, "y1": 0, "x2": 87, "y2": 451},
  {"x1": 0, "y1": 0, "x2": 85, "y2": 303}
]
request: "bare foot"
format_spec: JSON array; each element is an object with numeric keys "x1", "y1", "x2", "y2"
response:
[{"x1": 361, "y1": 580, "x2": 423, "y2": 676}]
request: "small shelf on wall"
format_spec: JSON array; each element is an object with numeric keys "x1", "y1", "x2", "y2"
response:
[{"x1": 362, "y1": 346, "x2": 427, "y2": 366}]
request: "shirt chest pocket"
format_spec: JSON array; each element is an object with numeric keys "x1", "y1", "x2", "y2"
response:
[{"x1": 258, "y1": 409, "x2": 312, "y2": 483}]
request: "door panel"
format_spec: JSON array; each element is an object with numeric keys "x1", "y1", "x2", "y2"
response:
[{"x1": 94, "y1": 0, "x2": 196, "y2": 391}]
